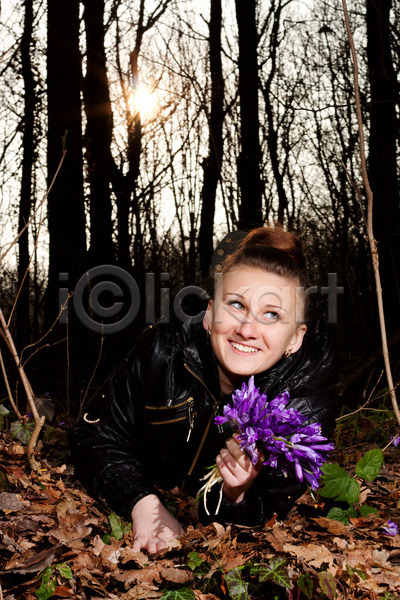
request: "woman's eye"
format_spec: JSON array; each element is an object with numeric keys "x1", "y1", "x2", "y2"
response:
[
  {"x1": 228, "y1": 300, "x2": 244, "y2": 310},
  {"x1": 263, "y1": 310, "x2": 280, "y2": 321}
]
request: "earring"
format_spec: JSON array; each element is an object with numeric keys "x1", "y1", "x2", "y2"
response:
[
  {"x1": 284, "y1": 350, "x2": 291, "y2": 358},
  {"x1": 206, "y1": 327, "x2": 211, "y2": 337}
]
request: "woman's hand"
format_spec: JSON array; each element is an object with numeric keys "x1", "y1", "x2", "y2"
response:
[
  {"x1": 131, "y1": 494, "x2": 184, "y2": 554},
  {"x1": 216, "y1": 437, "x2": 263, "y2": 504}
]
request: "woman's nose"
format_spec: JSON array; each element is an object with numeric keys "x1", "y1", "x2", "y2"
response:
[{"x1": 235, "y1": 312, "x2": 258, "y2": 338}]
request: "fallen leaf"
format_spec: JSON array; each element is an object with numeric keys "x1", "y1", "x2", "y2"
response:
[
  {"x1": 283, "y1": 542, "x2": 335, "y2": 569},
  {"x1": 5, "y1": 546, "x2": 56, "y2": 574},
  {"x1": 160, "y1": 566, "x2": 193, "y2": 583},
  {"x1": 0, "y1": 493, "x2": 24, "y2": 512},
  {"x1": 264, "y1": 524, "x2": 294, "y2": 552},
  {"x1": 312, "y1": 517, "x2": 350, "y2": 536}
]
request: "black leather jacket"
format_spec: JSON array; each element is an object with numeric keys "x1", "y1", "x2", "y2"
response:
[{"x1": 69, "y1": 300, "x2": 336, "y2": 526}]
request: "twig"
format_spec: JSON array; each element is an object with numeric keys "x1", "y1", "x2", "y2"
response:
[
  {"x1": 0, "y1": 149, "x2": 66, "y2": 264},
  {"x1": 27, "y1": 415, "x2": 46, "y2": 471},
  {"x1": 341, "y1": 0, "x2": 400, "y2": 427},
  {"x1": 0, "y1": 306, "x2": 43, "y2": 470},
  {"x1": 336, "y1": 371, "x2": 383, "y2": 421},
  {"x1": 0, "y1": 347, "x2": 22, "y2": 420},
  {"x1": 81, "y1": 332, "x2": 105, "y2": 408},
  {"x1": 7, "y1": 174, "x2": 47, "y2": 326}
]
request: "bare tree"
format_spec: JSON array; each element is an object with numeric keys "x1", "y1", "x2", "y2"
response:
[
  {"x1": 235, "y1": 0, "x2": 263, "y2": 228},
  {"x1": 199, "y1": 0, "x2": 225, "y2": 277}
]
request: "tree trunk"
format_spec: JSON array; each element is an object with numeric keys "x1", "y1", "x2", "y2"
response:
[
  {"x1": 17, "y1": 0, "x2": 35, "y2": 352},
  {"x1": 47, "y1": 0, "x2": 86, "y2": 316},
  {"x1": 235, "y1": 0, "x2": 263, "y2": 228},
  {"x1": 83, "y1": 0, "x2": 115, "y2": 266},
  {"x1": 367, "y1": 0, "x2": 400, "y2": 336},
  {"x1": 199, "y1": 0, "x2": 224, "y2": 278}
]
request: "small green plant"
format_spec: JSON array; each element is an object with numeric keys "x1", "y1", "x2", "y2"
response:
[
  {"x1": 36, "y1": 563, "x2": 73, "y2": 600},
  {"x1": 10, "y1": 418, "x2": 35, "y2": 444},
  {"x1": 102, "y1": 512, "x2": 131, "y2": 544},
  {"x1": 319, "y1": 448, "x2": 383, "y2": 523},
  {"x1": 160, "y1": 587, "x2": 196, "y2": 600},
  {"x1": 0, "y1": 399, "x2": 10, "y2": 429}
]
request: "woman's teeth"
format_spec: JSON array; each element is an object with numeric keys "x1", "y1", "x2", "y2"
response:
[{"x1": 230, "y1": 341, "x2": 258, "y2": 353}]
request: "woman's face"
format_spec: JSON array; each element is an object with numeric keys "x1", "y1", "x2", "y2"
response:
[{"x1": 203, "y1": 266, "x2": 306, "y2": 394}]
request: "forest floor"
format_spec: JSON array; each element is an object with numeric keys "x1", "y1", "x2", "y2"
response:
[{"x1": 0, "y1": 416, "x2": 399, "y2": 600}]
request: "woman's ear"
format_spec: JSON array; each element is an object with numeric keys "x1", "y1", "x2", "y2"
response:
[
  {"x1": 288, "y1": 324, "x2": 307, "y2": 354},
  {"x1": 202, "y1": 299, "x2": 214, "y2": 332}
]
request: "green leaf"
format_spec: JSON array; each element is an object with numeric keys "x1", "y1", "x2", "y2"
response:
[
  {"x1": 108, "y1": 513, "x2": 131, "y2": 541},
  {"x1": 10, "y1": 420, "x2": 35, "y2": 445},
  {"x1": 345, "y1": 564, "x2": 367, "y2": 581},
  {"x1": 258, "y1": 558, "x2": 291, "y2": 589},
  {"x1": 359, "y1": 504, "x2": 378, "y2": 517},
  {"x1": 160, "y1": 587, "x2": 196, "y2": 600},
  {"x1": 318, "y1": 571, "x2": 336, "y2": 600},
  {"x1": 102, "y1": 533, "x2": 111, "y2": 545},
  {"x1": 36, "y1": 567, "x2": 57, "y2": 600},
  {"x1": 355, "y1": 448, "x2": 383, "y2": 482},
  {"x1": 327, "y1": 506, "x2": 357, "y2": 525},
  {"x1": 55, "y1": 563, "x2": 72, "y2": 579},
  {"x1": 187, "y1": 551, "x2": 204, "y2": 570},
  {"x1": 186, "y1": 551, "x2": 210, "y2": 576},
  {"x1": 297, "y1": 573, "x2": 314, "y2": 599},
  {"x1": 319, "y1": 463, "x2": 360, "y2": 504},
  {"x1": 225, "y1": 568, "x2": 249, "y2": 600}
]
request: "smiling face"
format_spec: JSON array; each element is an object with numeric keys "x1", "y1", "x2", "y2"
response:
[{"x1": 203, "y1": 266, "x2": 306, "y2": 394}]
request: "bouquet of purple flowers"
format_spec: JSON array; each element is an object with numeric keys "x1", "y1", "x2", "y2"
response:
[{"x1": 198, "y1": 376, "x2": 334, "y2": 515}]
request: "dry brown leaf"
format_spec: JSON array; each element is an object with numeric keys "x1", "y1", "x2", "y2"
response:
[
  {"x1": 219, "y1": 549, "x2": 248, "y2": 571},
  {"x1": 56, "y1": 496, "x2": 79, "y2": 522},
  {"x1": 193, "y1": 593, "x2": 220, "y2": 600},
  {"x1": 71, "y1": 549, "x2": 99, "y2": 571},
  {"x1": 205, "y1": 522, "x2": 230, "y2": 549},
  {"x1": 0, "y1": 493, "x2": 24, "y2": 512},
  {"x1": 48, "y1": 525, "x2": 92, "y2": 544},
  {"x1": 122, "y1": 584, "x2": 163, "y2": 599},
  {"x1": 113, "y1": 565, "x2": 163, "y2": 586},
  {"x1": 160, "y1": 567, "x2": 193, "y2": 584},
  {"x1": 5, "y1": 547, "x2": 56, "y2": 574},
  {"x1": 120, "y1": 546, "x2": 151, "y2": 567},
  {"x1": 78, "y1": 569, "x2": 108, "y2": 595},
  {"x1": 264, "y1": 524, "x2": 294, "y2": 551},
  {"x1": 52, "y1": 584, "x2": 75, "y2": 597},
  {"x1": 283, "y1": 542, "x2": 335, "y2": 569},
  {"x1": 312, "y1": 517, "x2": 351, "y2": 536}
]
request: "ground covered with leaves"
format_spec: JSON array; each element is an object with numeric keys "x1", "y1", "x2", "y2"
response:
[{"x1": 0, "y1": 425, "x2": 399, "y2": 600}]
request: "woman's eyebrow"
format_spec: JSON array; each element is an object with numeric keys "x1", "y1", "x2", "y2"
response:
[
  {"x1": 223, "y1": 289, "x2": 252, "y2": 299},
  {"x1": 263, "y1": 303, "x2": 288, "y2": 314}
]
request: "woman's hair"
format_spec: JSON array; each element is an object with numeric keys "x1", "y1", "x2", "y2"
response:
[{"x1": 220, "y1": 226, "x2": 307, "y2": 287}]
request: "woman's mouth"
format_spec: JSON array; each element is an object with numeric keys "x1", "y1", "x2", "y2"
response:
[{"x1": 229, "y1": 341, "x2": 259, "y2": 354}]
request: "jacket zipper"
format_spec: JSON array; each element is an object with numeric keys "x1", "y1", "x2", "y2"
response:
[
  {"x1": 183, "y1": 362, "x2": 221, "y2": 478},
  {"x1": 146, "y1": 396, "x2": 194, "y2": 427},
  {"x1": 145, "y1": 398, "x2": 189, "y2": 410}
]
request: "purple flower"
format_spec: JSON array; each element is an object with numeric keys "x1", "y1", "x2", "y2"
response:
[
  {"x1": 382, "y1": 520, "x2": 398, "y2": 536},
  {"x1": 391, "y1": 436, "x2": 400, "y2": 447},
  {"x1": 215, "y1": 376, "x2": 334, "y2": 489}
]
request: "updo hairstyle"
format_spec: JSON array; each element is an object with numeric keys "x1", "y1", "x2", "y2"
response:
[{"x1": 220, "y1": 226, "x2": 307, "y2": 288}]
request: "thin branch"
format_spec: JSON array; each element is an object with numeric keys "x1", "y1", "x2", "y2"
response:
[
  {"x1": 0, "y1": 347, "x2": 22, "y2": 420},
  {"x1": 341, "y1": 0, "x2": 400, "y2": 426},
  {"x1": 0, "y1": 149, "x2": 66, "y2": 264},
  {"x1": 336, "y1": 371, "x2": 384, "y2": 421}
]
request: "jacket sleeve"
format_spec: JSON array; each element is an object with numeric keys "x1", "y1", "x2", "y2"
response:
[
  {"x1": 68, "y1": 327, "x2": 163, "y2": 521},
  {"x1": 199, "y1": 388, "x2": 336, "y2": 527}
]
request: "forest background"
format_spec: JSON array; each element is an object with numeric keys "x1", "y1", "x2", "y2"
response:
[{"x1": 0, "y1": 0, "x2": 399, "y2": 421}]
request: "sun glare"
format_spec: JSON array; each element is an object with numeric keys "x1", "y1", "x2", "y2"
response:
[{"x1": 128, "y1": 84, "x2": 159, "y2": 119}]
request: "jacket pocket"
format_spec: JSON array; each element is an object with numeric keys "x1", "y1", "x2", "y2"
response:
[{"x1": 144, "y1": 397, "x2": 195, "y2": 427}]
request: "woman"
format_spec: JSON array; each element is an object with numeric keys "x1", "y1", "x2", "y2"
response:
[{"x1": 69, "y1": 226, "x2": 336, "y2": 555}]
